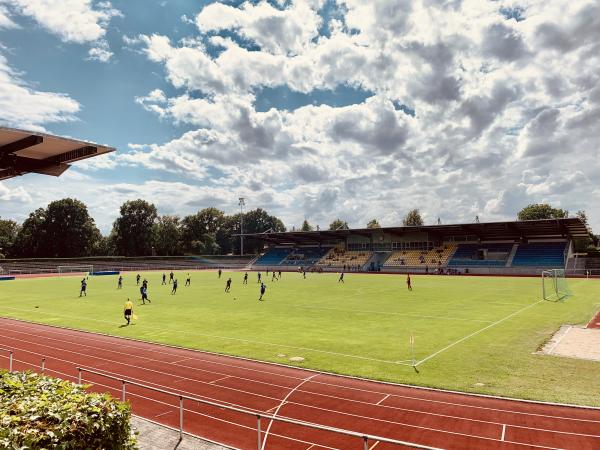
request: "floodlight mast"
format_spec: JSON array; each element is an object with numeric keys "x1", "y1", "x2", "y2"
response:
[{"x1": 239, "y1": 197, "x2": 245, "y2": 256}]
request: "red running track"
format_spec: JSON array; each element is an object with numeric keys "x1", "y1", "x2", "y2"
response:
[
  {"x1": 0, "y1": 317, "x2": 599, "y2": 450},
  {"x1": 587, "y1": 310, "x2": 600, "y2": 329}
]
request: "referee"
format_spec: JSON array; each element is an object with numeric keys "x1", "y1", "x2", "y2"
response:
[{"x1": 124, "y1": 298, "x2": 133, "y2": 325}]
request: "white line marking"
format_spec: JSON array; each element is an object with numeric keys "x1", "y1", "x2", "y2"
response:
[
  {"x1": 0, "y1": 305, "x2": 412, "y2": 366},
  {"x1": 416, "y1": 300, "x2": 545, "y2": 366},
  {"x1": 293, "y1": 305, "x2": 494, "y2": 323},
  {"x1": 376, "y1": 394, "x2": 390, "y2": 405},
  {"x1": 546, "y1": 326, "x2": 572, "y2": 355},
  {"x1": 154, "y1": 410, "x2": 174, "y2": 418},
  {"x1": 501, "y1": 424, "x2": 506, "y2": 441},
  {"x1": 369, "y1": 442, "x2": 380, "y2": 450},
  {"x1": 209, "y1": 375, "x2": 232, "y2": 385},
  {"x1": 261, "y1": 375, "x2": 318, "y2": 450},
  {"x1": 171, "y1": 357, "x2": 191, "y2": 364}
]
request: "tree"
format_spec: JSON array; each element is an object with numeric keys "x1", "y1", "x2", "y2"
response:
[
  {"x1": 13, "y1": 208, "x2": 47, "y2": 257},
  {"x1": 0, "y1": 218, "x2": 20, "y2": 258},
  {"x1": 301, "y1": 220, "x2": 313, "y2": 231},
  {"x1": 403, "y1": 209, "x2": 424, "y2": 226},
  {"x1": 181, "y1": 208, "x2": 225, "y2": 255},
  {"x1": 366, "y1": 219, "x2": 381, "y2": 229},
  {"x1": 517, "y1": 204, "x2": 568, "y2": 221},
  {"x1": 154, "y1": 215, "x2": 182, "y2": 256},
  {"x1": 43, "y1": 199, "x2": 101, "y2": 257},
  {"x1": 329, "y1": 219, "x2": 349, "y2": 230},
  {"x1": 111, "y1": 200, "x2": 158, "y2": 256},
  {"x1": 576, "y1": 210, "x2": 589, "y2": 227}
]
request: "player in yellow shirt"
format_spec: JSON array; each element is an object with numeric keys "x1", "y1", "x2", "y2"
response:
[{"x1": 124, "y1": 299, "x2": 133, "y2": 325}]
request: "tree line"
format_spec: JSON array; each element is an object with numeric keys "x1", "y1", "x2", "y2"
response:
[
  {"x1": 0, "y1": 201, "x2": 594, "y2": 258},
  {"x1": 0, "y1": 199, "x2": 285, "y2": 258}
]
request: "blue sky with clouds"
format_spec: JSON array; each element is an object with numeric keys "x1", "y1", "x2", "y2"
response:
[{"x1": 0, "y1": 0, "x2": 599, "y2": 233}]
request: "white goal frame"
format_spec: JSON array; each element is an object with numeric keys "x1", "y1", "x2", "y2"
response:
[
  {"x1": 57, "y1": 265, "x2": 93, "y2": 275},
  {"x1": 542, "y1": 269, "x2": 569, "y2": 301}
]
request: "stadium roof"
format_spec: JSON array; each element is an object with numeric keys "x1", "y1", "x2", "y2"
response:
[
  {"x1": 245, "y1": 218, "x2": 592, "y2": 245},
  {"x1": 0, "y1": 126, "x2": 115, "y2": 181}
]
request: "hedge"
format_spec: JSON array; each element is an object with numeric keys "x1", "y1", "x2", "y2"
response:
[{"x1": 0, "y1": 370, "x2": 137, "y2": 449}]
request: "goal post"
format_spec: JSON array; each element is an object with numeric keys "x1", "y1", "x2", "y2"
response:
[
  {"x1": 542, "y1": 269, "x2": 570, "y2": 301},
  {"x1": 57, "y1": 265, "x2": 93, "y2": 275}
]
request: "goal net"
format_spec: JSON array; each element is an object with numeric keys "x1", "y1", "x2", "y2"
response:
[
  {"x1": 57, "y1": 265, "x2": 93, "y2": 275},
  {"x1": 542, "y1": 269, "x2": 570, "y2": 301}
]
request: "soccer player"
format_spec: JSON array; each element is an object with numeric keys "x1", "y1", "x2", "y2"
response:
[
  {"x1": 142, "y1": 279, "x2": 148, "y2": 290},
  {"x1": 338, "y1": 272, "x2": 344, "y2": 283},
  {"x1": 407, "y1": 274, "x2": 412, "y2": 291},
  {"x1": 140, "y1": 285, "x2": 151, "y2": 304},
  {"x1": 303, "y1": 270, "x2": 306, "y2": 279},
  {"x1": 271, "y1": 271, "x2": 277, "y2": 282},
  {"x1": 171, "y1": 279, "x2": 178, "y2": 295},
  {"x1": 136, "y1": 274, "x2": 141, "y2": 285},
  {"x1": 218, "y1": 269, "x2": 222, "y2": 279},
  {"x1": 169, "y1": 271, "x2": 174, "y2": 284},
  {"x1": 162, "y1": 273, "x2": 167, "y2": 285},
  {"x1": 259, "y1": 282, "x2": 266, "y2": 301},
  {"x1": 225, "y1": 277, "x2": 232, "y2": 292},
  {"x1": 79, "y1": 278, "x2": 87, "y2": 297},
  {"x1": 117, "y1": 275, "x2": 123, "y2": 289},
  {"x1": 185, "y1": 274, "x2": 191, "y2": 286},
  {"x1": 243, "y1": 272, "x2": 248, "y2": 284},
  {"x1": 257, "y1": 272, "x2": 261, "y2": 283},
  {"x1": 124, "y1": 298, "x2": 133, "y2": 325},
  {"x1": 278, "y1": 270, "x2": 282, "y2": 278}
]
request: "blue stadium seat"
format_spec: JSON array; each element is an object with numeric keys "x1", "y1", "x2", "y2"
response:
[
  {"x1": 254, "y1": 248, "x2": 293, "y2": 266},
  {"x1": 448, "y1": 243, "x2": 513, "y2": 267},
  {"x1": 511, "y1": 242, "x2": 567, "y2": 267}
]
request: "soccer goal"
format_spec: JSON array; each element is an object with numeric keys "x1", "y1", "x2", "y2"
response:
[
  {"x1": 57, "y1": 265, "x2": 93, "y2": 275},
  {"x1": 542, "y1": 269, "x2": 570, "y2": 301}
]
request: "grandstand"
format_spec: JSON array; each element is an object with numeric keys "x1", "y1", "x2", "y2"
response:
[{"x1": 246, "y1": 218, "x2": 591, "y2": 275}]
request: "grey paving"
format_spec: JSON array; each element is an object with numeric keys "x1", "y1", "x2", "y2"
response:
[{"x1": 132, "y1": 416, "x2": 233, "y2": 450}]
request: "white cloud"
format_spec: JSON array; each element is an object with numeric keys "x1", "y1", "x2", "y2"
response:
[
  {"x1": 87, "y1": 39, "x2": 113, "y2": 62},
  {"x1": 7, "y1": 0, "x2": 122, "y2": 43},
  {"x1": 0, "y1": 182, "x2": 31, "y2": 202},
  {"x1": 0, "y1": 5, "x2": 17, "y2": 29},
  {"x1": 0, "y1": 52, "x2": 80, "y2": 130}
]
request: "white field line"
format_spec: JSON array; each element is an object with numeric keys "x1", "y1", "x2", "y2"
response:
[
  {"x1": 292, "y1": 305, "x2": 495, "y2": 323},
  {"x1": 415, "y1": 300, "x2": 545, "y2": 367},
  {"x1": 0, "y1": 305, "x2": 412, "y2": 366},
  {"x1": 210, "y1": 375, "x2": 232, "y2": 384},
  {"x1": 2, "y1": 345, "x2": 599, "y2": 442},
  {"x1": 261, "y1": 375, "x2": 318, "y2": 450},
  {"x1": 2, "y1": 322, "x2": 600, "y2": 427},
  {"x1": 369, "y1": 442, "x2": 380, "y2": 450},
  {"x1": 546, "y1": 326, "x2": 573, "y2": 355},
  {"x1": 501, "y1": 424, "x2": 506, "y2": 441}
]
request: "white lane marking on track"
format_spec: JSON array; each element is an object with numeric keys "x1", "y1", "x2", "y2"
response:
[
  {"x1": 261, "y1": 374, "x2": 318, "y2": 450},
  {"x1": 293, "y1": 304, "x2": 495, "y2": 323},
  {"x1": 210, "y1": 375, "x2": 232, "y2": 385},
  {"x1": 416, "y1": 300, "x2": 544, "y2": 366},
  {"x1": 369, "y1": 442, "x2": 380, "y2": 450},
  {"x1": 376, "y1": 394, "x2": 390, "y2": 405},
  {"x1": 171, "y1": 357, "x2": 191, "y2": 364},
  {"x1": 2, "y1": 323, "x2": 600, "y2": 428},
  {"x1": 501, "y1": 424, "x2": 506, "y2": 441},
  {"x1": 0, "y1": 306, "x2": 412, "y2": 366},
  {"x1": 2, "y1": 346, "x2": 599, "y2": 449},
  {"x1": 154, "y1": 410, "x2": 174, "y2": 418}
]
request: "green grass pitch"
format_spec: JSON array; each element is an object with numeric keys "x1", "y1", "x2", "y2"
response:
[{"x1": 1, "y1": 271, "x2": 598, "y2": 406}]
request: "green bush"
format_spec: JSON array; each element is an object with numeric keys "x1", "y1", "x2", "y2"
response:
[{"x1": 0, "y1": 370, "x2": 137, "y2": 449}]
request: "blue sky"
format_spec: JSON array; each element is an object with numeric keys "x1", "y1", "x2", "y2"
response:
[{"x1": 0, "y1": 0, "x2": 599, "y2": 233}]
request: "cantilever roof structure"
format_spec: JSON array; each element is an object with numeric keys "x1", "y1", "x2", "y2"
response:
[
  {"x1": 245, "y1": 218, "x2": 592, "y2": 245},
  {"x1": 0, "y1": 126, "x2": 115, "y2": 181}
]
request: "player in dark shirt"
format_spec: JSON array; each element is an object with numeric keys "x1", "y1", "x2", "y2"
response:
[
  {"x1": 169, "y1": 271, "x2": 174, "y2": 284},
  {"x1": 225, "y1": 278, "x2": 232, "y2": 292},
  {"x1": 79, "y1": 278, "x2": 87, "y2": 297},
  {"x1": 136, "y1": 274, "x2": 141, "y2": 285},
  {"x1": 259, "y1": 283, "x2": 266, "y2": 301},
  {"x1": 185, "y1": 274, "x2": 191, "y2": 286},
  {"x1": 407, "y1": 274, "x2": 412, "y2": 291},
  {"x1": 162, "y1": 273, "x2": 167, "y2": 285},
  {"x1": 171, "y1": 279, "x2": 178, "y2": 295},
  {"x1": 338, "y1": 272, "x2": 344, "y2": 283},
  {"x1": 218, "y1": 269, "x2": 222, "y2": 279},
  {"x1": 117, "y1": 275, "x2": 123, "y2": 289},
  {"x1": 243, "y1": 272, "x2": 248, "y2": 284}
]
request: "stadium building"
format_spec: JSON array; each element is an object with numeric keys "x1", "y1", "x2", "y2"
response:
[{"x1": 247, "y1": 218, "x2": 592, "y2": 275}]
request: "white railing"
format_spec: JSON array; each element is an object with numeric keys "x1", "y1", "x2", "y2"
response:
[{"x1": 76, "y1": 366, "x2": 440, "y2": 450}]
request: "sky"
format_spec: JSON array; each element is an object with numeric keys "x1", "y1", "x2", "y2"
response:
[{"x1": 0, "y1": 0, "x2": 599, "y2": 234}]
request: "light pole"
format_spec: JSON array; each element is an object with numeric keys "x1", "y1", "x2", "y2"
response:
[{"x1": 239, "y1": 197, "x2": 245, "y2": 256}]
